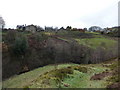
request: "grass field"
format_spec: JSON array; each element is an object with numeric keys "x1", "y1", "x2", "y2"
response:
[
  {"x1": 44, "y1": 31, "x2": 117, "y2": 49},
  {"x1": 74, "y1": 37, "x2": 117, "y2": 49}
]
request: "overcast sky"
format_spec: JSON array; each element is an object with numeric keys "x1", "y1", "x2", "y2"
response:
[{"x1": 0, "y1": 0, "x2": 119, "y2": 29}]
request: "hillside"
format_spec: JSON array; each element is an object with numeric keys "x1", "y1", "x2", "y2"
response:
[
  {"x1": 3, "y1": 58, "x2": 119, "y2": 88},
  {"x1": 2, "y1": 30, "x2": 118, "y2": 88}
]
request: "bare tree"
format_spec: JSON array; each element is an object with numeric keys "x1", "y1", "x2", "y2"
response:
[{"x1": 0, "y1": 16, "x2": 5, "y2": 30}]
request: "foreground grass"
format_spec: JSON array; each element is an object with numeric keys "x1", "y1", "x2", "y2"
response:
[
  {"x1": 2, "y1": 63, "x2": 77, "y2": 88},
  {"x1": 3, "y1": 58, "x2": 118, "y2": 88}
]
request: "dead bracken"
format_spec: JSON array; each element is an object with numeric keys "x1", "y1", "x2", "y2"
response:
[{"x1": 90, "y1": 71, "x2": 113, "y2": 80}]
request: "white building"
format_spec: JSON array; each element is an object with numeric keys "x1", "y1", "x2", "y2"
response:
[
  {"x1": 25, "y1": 25, "x2": 37, "y2": 33},
  {"x1": 89, "y1": 26, "x2": 103, "y2": 32}
]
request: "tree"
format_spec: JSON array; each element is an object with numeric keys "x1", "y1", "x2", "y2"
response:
[
  {"x1": 84, "y1": 28, "x2": 87, "y2": 31},
  {"x1": 0, "y1": 16, "x2": 5, "y2": 30},
  {"x1": 13, "y1": 34, "x2": 29, "y2": 57},
  {"x1": 66, "y1": 26, "x2": 72, "y2": 30},
  {"x1": 59, "y1": 27, "x2": 65, "y2": 30}
]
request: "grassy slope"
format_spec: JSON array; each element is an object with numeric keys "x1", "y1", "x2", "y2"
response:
[
  {"x1": 3, "y1": 59, "x2": 118, "y2": 88},
  {"x1": 49, "y1": 31, "x2": 117, "y2": 49},
  {"x1": 74, "y1": 38, "x2": 116, "y2": 49},
  {"x1": 2, "y1": 63, "x2": 77, "y2": 88}
]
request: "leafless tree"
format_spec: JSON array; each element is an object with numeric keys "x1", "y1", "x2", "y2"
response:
[{"x1": 0, "y1": 16, "x2": 5, "y2": 30}]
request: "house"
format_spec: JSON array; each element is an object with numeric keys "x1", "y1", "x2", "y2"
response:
[
  {"x1": 102, "y1": 28, "x2": 110, "y2": 34},
  {"x1": 16, "y1": 24, "x2": 44, "y2": 32},
  {"x1": 89, "y1": 26, "x2": 103, "y2": 32},
  {"x1": 25, "y1": 24, "x2": 37, "y2": 33}
]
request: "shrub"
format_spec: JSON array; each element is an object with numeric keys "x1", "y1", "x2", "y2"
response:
[
  {"x1": 50, "y1": 68, "x2": 74, "y2": 81},
  {"x1": 5, "y1": 30, "x2": 17, "y2": 44},
  {"x1": 12, "y1": 34, "x2": 29, "y2": 57},
  {"x1": 33, "y1": 33, "x2": 48, "y2": 42}
]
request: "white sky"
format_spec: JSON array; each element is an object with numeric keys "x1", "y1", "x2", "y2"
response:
[{"x1": 0, "y1": 0, "x2": 119, "y2": 29}]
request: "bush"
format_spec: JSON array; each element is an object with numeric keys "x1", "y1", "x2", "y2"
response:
[
  {"x1": 32, "y1": 33, "x2": 48, "y2": 42},
  {"x1": 12, "y1": 34, "x2": 29, "y2": 57},
  {"x1": 51, "y1": 67, "x2": 74, "y2": 83}
]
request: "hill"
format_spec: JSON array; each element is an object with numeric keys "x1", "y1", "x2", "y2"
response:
[{"x1": 2, "y1": 30, "x2": 118, "y2": 80}]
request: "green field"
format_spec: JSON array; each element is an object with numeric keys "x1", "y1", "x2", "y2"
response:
[{"x1": 74, "y1": 37, "x2": 117, "y2": 49}]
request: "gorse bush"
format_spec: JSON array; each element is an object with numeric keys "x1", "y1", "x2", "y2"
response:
[{"x1": 73, "y1": 66, "x2": 87, "y2": 73}]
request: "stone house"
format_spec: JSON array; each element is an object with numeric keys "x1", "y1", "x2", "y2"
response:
[{"x1": 25, "y1": 24, "x2": 37, "y2": 33}]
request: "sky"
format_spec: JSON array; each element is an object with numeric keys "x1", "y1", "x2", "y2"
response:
[{"x1": 0, "y1": 0, "x2": 119, "y2": 29}]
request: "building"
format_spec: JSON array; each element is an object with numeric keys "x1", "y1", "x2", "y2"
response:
[
  {"x1": 89, "y1": 26, "x2": 103, "y2": 32},
  {"x1": 25, "y1": 24, "x2": 37, "y2": 33}
]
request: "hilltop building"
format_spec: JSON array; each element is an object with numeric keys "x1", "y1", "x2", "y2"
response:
[{"x1": 89, "y1": 26, "x2": 103, "y2": 32}]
